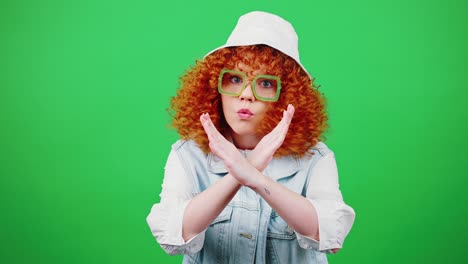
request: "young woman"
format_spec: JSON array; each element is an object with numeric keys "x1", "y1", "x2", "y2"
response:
[{"x1": 147, "y1": 11, "x2": 355, "y2": 264}]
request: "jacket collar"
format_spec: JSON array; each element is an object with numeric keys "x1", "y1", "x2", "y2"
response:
[{"x1": 207, "y1": 152, "x2": 301, "y2": 181}]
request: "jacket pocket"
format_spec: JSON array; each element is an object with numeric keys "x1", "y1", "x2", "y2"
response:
[
  {"x1": 210, "y1": 205, "x2": 233, "y2": 225},
  {"x1": 267, "y1": 210, "x2": 296, "y2": 240}
]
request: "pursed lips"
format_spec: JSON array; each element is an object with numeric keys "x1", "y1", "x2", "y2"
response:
[{"x1": 237, "y1": 108, "x2": 253, "y2": 119}]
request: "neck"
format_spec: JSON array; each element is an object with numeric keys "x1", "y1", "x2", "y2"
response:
[{"x1": 229, "y1": 130, "x2": 261, "y2": 150}]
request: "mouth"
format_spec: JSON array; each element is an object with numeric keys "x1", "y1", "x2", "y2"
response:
[{"x1": 237, "y1": 108, "x2": 253, "y2": 119}]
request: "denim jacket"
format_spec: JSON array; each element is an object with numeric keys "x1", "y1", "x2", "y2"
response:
[{"x1": 147, "y1": 140, "x2": 355, "y2": 264}]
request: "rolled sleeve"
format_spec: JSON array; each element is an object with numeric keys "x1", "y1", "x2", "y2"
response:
[
  {"x1": 146, "y1": 149, "x2": 205, "y2": 255},
  {"x1": 306, "y1": 199, "x2": 355, "y2": 252},
  {"x1": 146, "y1": 199, "x2": 205, "y2": 255},
  {"x1": 302, "y1": 150, "x2": 356, "y2": 253},
  {"x1": 295, "y1": 231, "x2": 321, "y2": 251}
]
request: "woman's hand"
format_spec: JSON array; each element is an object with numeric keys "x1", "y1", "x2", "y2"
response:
[
  {"x1": 200, "y1": 113, "x2": 259, "y2": 186},
  {"x1": 247, "y1": 104, "x2": 295, "y2": 171},
  {"x1": 200, "y1": 113, "x2": 240, "y2": 164},
  {"x1": 199, "y1": 104, "x2": 294, "y2": 186}
]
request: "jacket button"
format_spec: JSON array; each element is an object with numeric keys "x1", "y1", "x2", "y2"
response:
[{"x1": 239, "y1": 233, "x2": 253, "y2": 239}]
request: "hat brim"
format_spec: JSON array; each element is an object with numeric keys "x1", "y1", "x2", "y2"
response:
[{"x1": 203, "y1": 44, "x2": 311, "y2": 78}]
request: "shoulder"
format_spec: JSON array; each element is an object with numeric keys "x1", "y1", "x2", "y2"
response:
[
  {"x1": 172, "y1": 139, "x2": 200, "y2": 150},
  {"x1": 171, "y1": 139, "x2": 207, "y2": 158},
  {"x1": 309, "y1": 141, "x2": 333, "y2": 158},
  {"x1": 295, "y1": 141, "x2": 335, "y2": 171}
]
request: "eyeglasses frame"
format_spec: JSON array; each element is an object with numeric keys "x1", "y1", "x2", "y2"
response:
[{"x1": 217, "y1": 68, "x2": 282, "y2": 102}]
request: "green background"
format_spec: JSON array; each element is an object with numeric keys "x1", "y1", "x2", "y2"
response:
[{"x1": 1, "y1": 0, "x2": 467, "y2": 263}]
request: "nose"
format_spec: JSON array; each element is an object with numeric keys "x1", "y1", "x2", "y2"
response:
[{"x1": 239, "y1": 83, "x2": 255, "y2": 102}]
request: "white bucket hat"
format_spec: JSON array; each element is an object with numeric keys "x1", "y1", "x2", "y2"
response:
[{"x1": 205, "y1": 11, "x2": 310, "y2": 77}]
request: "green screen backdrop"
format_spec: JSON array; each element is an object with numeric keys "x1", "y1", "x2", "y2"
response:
[{"x1": 1, "y1": 0, "x2": 467, "y2": 263}]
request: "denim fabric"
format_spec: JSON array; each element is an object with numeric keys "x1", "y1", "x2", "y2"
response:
[{"x1": 173, "y1": 140, "x2": 330, "y2": 264}]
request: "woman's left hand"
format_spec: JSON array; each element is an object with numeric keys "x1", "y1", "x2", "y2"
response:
[
  {"x1": 247, "y1": 104, "x2": 295, "y2": 172},
  {"x1": 200, "y1": 113, "x2": 260, "y2": 186}
]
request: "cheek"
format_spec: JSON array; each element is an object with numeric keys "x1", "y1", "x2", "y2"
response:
[
  {"x1": 221, "y1": 96, "x2": 235, "y2": 120},
  {"x1": 256, "y1": 103, "x2": 270, "y2": 117},
  {"x1": 220, "y1": 94, "x2": 228, "y2": 108},
  {"x1": 220, "y1": 96, "x2": 227, "y2": 114},
  {"x1": 221, "y1": 95, "x2": 235, "y2": 110}
]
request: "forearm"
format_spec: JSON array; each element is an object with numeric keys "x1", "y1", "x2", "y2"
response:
[
  {"x1": 182, "y1": 174, "x2": 241, "y2": 241},
  {"x1": 248, "y1": 171, "x2": 320, "y2": 240}
]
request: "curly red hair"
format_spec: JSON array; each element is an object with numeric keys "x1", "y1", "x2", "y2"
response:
[{"x1": 169, "y1": 45, "x2": 328, "y2": 157}]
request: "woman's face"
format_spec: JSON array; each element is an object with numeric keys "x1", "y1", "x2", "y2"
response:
[{"x1": 221, "y1": 62, "x2": 271, "y2": 143}]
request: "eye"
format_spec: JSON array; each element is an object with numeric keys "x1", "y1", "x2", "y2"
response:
[
  {"x1": 230, "y1": 76, "x2": 242, "y2": 84},
  {"x1": 260, "y1": 80, "x2": 273, "y2": 88}
]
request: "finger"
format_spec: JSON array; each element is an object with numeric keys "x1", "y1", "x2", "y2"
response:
[
  {"x1": 279, "y1": 104, "x2": 294, "y2": 127},
  {"x1": 203, "y1": 117, "x2": 223, "y2": 153},
  {"x1": 200, "y1": 113, "x2": 209, "y2": 131},
  {"x1": 289, "y1": 104, "x2": 295, "y2": 118},
  {"x1": 201, "y1": 114, "x2": 220, "y2": 145},
  {"x1": 200, "y1": 113, "x2": 213, "y2": 135},
  {"x1": 264, "y1": 104, "x2": 295, "y2": 140},
  {"x1": 205, "y1": 116, "x2": 220, "y2": 143},
  {"x1": 285, "y1": 104, "x2": 295, "y2": 125},
  {"x1": 205, "y1": 114, "x2": 228, "y2": 143},
  {"x1": 203, "y1": 114, "x2": 235, "y2": 156},
  {"x1": 264, "y1": 110, "x2": 288, "y2": 143},
  {"x1": 275, "y1": 105, "x2": 295, "y2": 141},
  {"x1": 204, "y1": 114, "x2": 217, "y2": 132},
  {"x1": 276, "y1": 106, "x2": 292, "y2": 133}
]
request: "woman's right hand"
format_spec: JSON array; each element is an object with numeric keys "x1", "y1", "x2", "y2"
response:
[{"x1": 248, "y1": 104, "x2": 295, "y2": 171}]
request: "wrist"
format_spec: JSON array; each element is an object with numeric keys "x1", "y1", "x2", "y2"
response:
[
  {"x1": 246, "y1": 155, "x2": 267, "y2": 172},
  {"x1": 226, "y1": 173, "x2": 242, "y2": 188},
  {"x1": 245, "y1": 170, "x2": 268, "y2": 191}
]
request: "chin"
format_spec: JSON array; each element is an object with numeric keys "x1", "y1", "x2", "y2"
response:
[
  {"x1": 230, "y1": 125, "x2": 257, "y2": 136},
  {"x1": 226, "y1": 117, "x2": 259, "y2": 135}
]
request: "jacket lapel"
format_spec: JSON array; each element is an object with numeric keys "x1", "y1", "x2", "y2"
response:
[
  {"x1": 264, "y1": 155, "x2": 301, "y2": 181},
  {"x1": 207, "y1": 151, "x2": 301, "y2": 181},
  {"x1": 207, "y1": 152, "x2": 228, "y2": 174}
]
